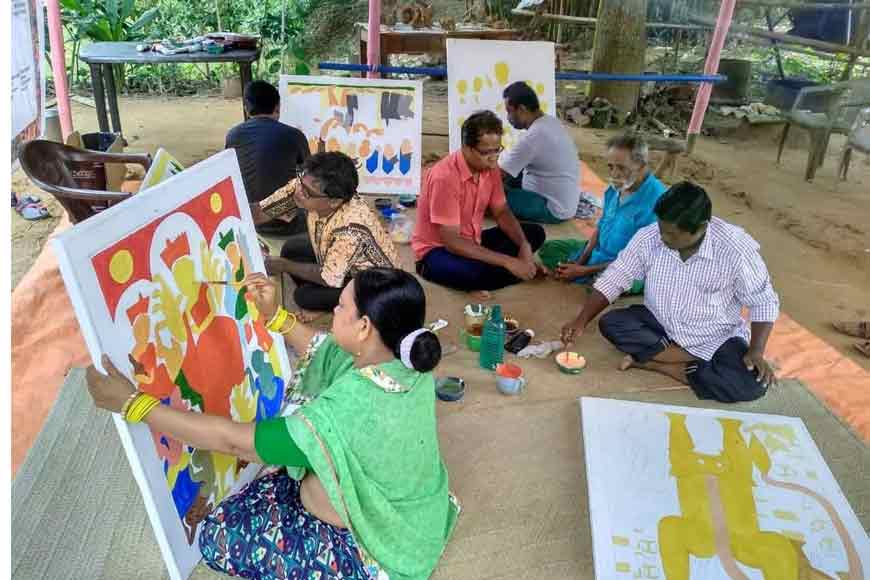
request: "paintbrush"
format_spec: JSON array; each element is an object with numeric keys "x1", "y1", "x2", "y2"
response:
[{"x1": 203, "y1": 280, "x2": 231, "y2": 285}]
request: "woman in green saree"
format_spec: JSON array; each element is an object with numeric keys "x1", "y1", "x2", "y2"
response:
[{"x1": 86, "y1": 268, "x2": 459, "y2": 580}]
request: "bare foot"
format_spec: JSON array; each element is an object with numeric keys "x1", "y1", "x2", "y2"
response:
[
  {"x1": 619, "y1": 355, "x2": 635, "y2": 371},
  {"x1": 297, "y1": 309, "x2": 327, "y2": 324},
  {"x1": 470, "y1": 290, "x2": 492, "y2": 302}
]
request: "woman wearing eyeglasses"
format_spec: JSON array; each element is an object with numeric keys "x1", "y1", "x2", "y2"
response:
[{"x1": 262, "y1": 152, "x2": 400, "y2": 320}]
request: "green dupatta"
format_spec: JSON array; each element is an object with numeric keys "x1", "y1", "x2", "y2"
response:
[{"x1": 280, "y1": 334, "x2": 460, "y2": 580}]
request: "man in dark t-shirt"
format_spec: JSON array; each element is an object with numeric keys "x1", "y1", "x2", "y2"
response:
[{"x1": 226, "y1": 80, "x2": 310, "y2": 235}]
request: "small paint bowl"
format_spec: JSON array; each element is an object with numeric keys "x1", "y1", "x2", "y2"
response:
[
  {"x1": 435, "y1": 377, "x2": 466, "y2": 402},
  {"x1": 460, "y1": 329, "x2": 482, "y2": 352},
  {"x1": 464, "y1": 303, "x2": 488, "y2": 331},
  {"x1": 556, "y1": 351, "x2": 587, "y2": 374}
]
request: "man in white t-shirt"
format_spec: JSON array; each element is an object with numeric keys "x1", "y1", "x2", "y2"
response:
[{"x1": 498, "y1": 81, "x2": 580, "y2": 224}]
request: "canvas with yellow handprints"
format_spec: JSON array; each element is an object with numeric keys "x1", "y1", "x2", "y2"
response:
[
  {"x1": 446, "y1": 39, "x2": 555, "y2": 152},
  {"x1": 279, "y1": 75, "x2": 423, "y2": 196},
  {"x1": 581, "y1": 398, "x2": 870, "y2": 579}
]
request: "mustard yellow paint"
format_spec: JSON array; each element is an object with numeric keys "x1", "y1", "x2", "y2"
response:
[
  {"x1": 212, "y1": 452, "x2": 237, "y2": 500},
  {"x1": 659, "y1": 413, "x2": 799, "y2": 580},
  {"x1": 612, "y1": 535, "x2": 630, "y2": 546},
  {"x1": 153, "y1": 274, "x2": 186, "y2": 343},
  {"x1": 456, "y1": 79, "x2": 468, "y2": 96},
  {"x1": 535, "y1": 82, "x2": 545, "y2": 95},
  {"x1": 231, "y1": 381, "x2": 258, "y2": 423},
  {"x1": 109, "y1": 249, "x2": 134, "y2": 284},
  {"x1": 473, "y1": 76, "x2": 483, "y2": 93},
  {"x1": 166, "y1": 447, "x2": 192, "y2": 490},
  {"x1": 494, "y1": 62, "x2": 510, "y2": 85},
  {"x1": 782, "y1": 531, "x2": 806, "y2": 542},
  {"x1": 615, "y1": 562, "x2": 631, "y2": 573},
  {"x1": 209, "y1": 192, "x2": 223, "y2": 214},
  {"x1": 773, "y1": 510, "x2": 800, "y2": 522},
  {"x1": 541, "y1": 101, "x2": 549, "y2": 114}
]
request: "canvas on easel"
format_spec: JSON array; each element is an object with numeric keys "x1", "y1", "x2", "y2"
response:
[
  {"x1": 279, "y1": 74, "x2": 423, "y2": 196},
  {"x1": 52, "y1": 149, "x2": 293, "y2": 580}
]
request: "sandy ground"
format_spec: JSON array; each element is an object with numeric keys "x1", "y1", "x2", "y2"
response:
[{"x1": 11, "y1": 82, "x2": 870, "y2": 372}]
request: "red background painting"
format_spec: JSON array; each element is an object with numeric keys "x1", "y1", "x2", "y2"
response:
[{"x1": 91, "y1": 178, "x2": 240, "y2": 319}]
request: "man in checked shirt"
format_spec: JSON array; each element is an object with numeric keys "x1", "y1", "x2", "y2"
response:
[{"x1": 561, "y1": 181, "x2": 778, "y2": 402}]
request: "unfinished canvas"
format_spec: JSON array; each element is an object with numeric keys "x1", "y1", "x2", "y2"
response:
[
  {"x1": 279, "y1": 74, "x2": 423, "y2": 195},
  {"x1": 581, "y1": 397, "x2": 870, "y2": 579},
  {"x1": 446, "y1": 39, "x2": 555, "y2": 152},
  {"x1": 52, "y1": 149, "x2": 293, "y2": 580}
]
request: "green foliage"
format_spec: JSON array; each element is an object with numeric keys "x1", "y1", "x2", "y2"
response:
[{"x1": 61, "y1": 0, "x2": 363, "y2": 93}]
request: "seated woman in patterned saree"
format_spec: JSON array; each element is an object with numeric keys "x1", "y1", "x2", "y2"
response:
[
  {"x1": 86, "y1": 268, "x2": 460, "y2": 580},
  {"x1": 259, "y1": 152, "x2": 400, "y2": 322}
]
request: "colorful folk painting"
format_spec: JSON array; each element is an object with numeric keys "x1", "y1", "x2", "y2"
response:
[
  {"x1": 279, "y1": 74, "x2": 423, "y2": 196},
  {"x1": 446, "y1": 39, "x2": 555, "y2": 153},
  {"x1": 53, "y1": 150, "x2": 293, "y2": 580},
  {"x1": 581, "y1": 398, "x2": 870, "y2": 580}
]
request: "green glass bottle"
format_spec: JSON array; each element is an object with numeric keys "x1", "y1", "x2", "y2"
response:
[{"x1": 479, "y1": 304, "x2": 505, "y2": 370}]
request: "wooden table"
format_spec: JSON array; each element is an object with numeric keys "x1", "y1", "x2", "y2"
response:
[
  {"x1": 357, "y1": 24, "x2": 518, "y2": 73},
  {"x1": 80, "y1": 41, "x2": 260, "y2": 136}
]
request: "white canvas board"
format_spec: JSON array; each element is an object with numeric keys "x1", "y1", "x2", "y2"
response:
[
  {"x1": 141, "y1": 148, "x2": 186, "y2": 190},
  {"x1": 11, "y1": 0, "x2": 45, "y2": 162},
  {"x1": 52, "y1": 149, "x2": 294, "y2": 580},
  {"x1": 581, "y1": 397, "x2": 870, "y2": 580},
  {"x1": 279, "y1": 74, "x2": 424, "y2": 196},
  {"x1": 446, "y1": 39, "x2": 555, "y2": 152}
]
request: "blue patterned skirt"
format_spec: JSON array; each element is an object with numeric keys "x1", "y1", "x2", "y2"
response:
[{"x1": 199, "y1": 470, "x2": 378, "y2": 579}]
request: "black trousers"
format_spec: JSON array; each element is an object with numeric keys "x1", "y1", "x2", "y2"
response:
[
  {"x1": 279, "y1": 231, "x2": 342, "y2": 312},
  {"x1": 415, "y1": 224, "x2": 546, "y2": 292},
  {"x1": 598, "y1": 304, "x2": 766, "y2": 403}
]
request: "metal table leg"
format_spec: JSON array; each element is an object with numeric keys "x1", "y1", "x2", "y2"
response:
[
  {"x1": 239, "y1": 63, "x2": 252, "y2": 120},
  {"x1": 89, "y1": 63, "x2": 110, "y2": 132},
  {"x1": 103, "y1": 64, "x2": 123, "y2": 135}
]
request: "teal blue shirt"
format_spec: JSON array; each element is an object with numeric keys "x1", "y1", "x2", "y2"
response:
[{"x1": 586, "y1": 172, "x2": 666, "y2": 266}]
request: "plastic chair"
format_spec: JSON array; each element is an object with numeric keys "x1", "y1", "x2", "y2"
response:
[
  {"x1": 776, "y1": 79, "x2": 870, "y2": 181},
  {"x1": 838, "y1": 107, "x2": 870, "y2": 181},
  {"x1": 19, "y1": 139, "x2": 152, "y2": 224}
]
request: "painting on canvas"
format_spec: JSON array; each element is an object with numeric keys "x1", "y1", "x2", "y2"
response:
[
  {"x1": 141, "y1": 148, "x2": 185, "y2": 190},
  {"x1": 581, "y1": 398, "x2": 869, "y2": 580},
  {"x1": 446, "y1": 39, "x2": 555, "y2": 153},
  {"x1": 52, "y1": 149, "x2": 293, "y2": 580},
  {"x1": 279, "y1": 74, "x2": 423, "y2": 196}
]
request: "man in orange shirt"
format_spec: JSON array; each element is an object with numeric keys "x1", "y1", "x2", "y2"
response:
[{"x1": 412, "y1": 111, "x2": 546, "y2": 296}]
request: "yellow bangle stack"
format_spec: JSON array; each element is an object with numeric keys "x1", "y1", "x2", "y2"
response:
[
  {"x1": 266, "y1": 307, "x2": 289, "y2": 333},
  {"x1": 119, "y1": 390, "x2": 140, "y2": 418},
  {"x1": 125, "y1": 393, "x2": 161, "y2": 423},
  {"x1": 280, "y1": 312, "x2": 298, "y2": 335}
]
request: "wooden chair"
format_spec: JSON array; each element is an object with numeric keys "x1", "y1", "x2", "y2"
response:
[
  {"x1": 776, "y1": 79, "x2": 870, "y2": 181},
  {"x1": 19, "y1": 139, "x2": 152, "y2": 224},
  {"x1": 838, "y1": 107, "x2": 870, "y2": 181}
]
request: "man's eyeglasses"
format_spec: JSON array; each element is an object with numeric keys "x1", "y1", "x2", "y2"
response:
[
  {"x1": 295, "y1": 170, "x2": 329, "y2": 199},
  {"x1": 474, "y1": 145, "x2": 504, "y2": 158}
]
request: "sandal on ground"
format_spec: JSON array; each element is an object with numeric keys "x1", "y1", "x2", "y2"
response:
[
  {"x1": 855, "y1": 341, "x2": 870, "y2": 358},
  {"x1": 15, "y1": 197, "x2": 50, "y2": 220},
  {"x1": 833, "y1": 321, "x2": 870, "y2": 339}
]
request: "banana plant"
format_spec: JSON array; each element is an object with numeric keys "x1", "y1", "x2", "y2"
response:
[{"x1": 60, "y1": 0, "x2": 160, "y2": 91}]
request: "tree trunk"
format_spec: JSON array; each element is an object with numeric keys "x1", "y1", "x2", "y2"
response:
[{"x1": 589, "y1": 0, "x2": 647, "y2": 113}]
